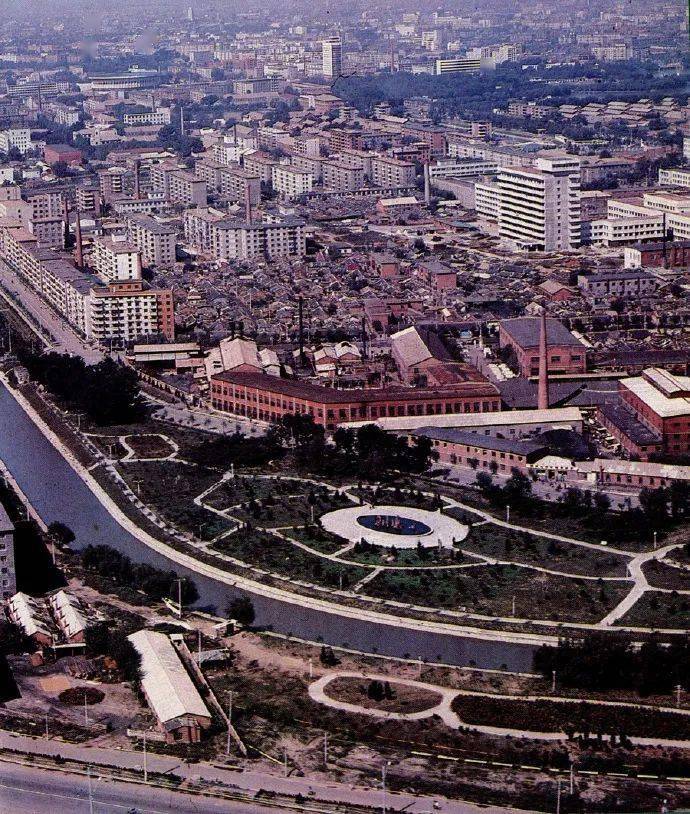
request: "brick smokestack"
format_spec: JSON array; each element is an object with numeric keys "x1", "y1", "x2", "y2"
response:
[
  {"x1": 75, "y1": 210, "x2": 84, "y2": 269},
  {"x1": 244, "y1": 185, "x2": 252, "y2": 224},
  {"x1": 538, "y1": 310, "x2": 549, "y2": 411}
]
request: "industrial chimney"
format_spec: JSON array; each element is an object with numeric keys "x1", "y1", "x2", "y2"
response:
[
  {"x1": 298, "y1": 296, "x2": 305, "y2": 365},
  {"x1": 244, "y1": 185, "x2": 252, "y2": 224},
  {"x1": 537, "y1": 311, "x2": 549, "y2": 411},
  {"x1": 423, "y1": 162, "x2": 431, "y2": 207},
  {"x1": 74, "y1": 210, "x2": 84, "y2": 269},
  {"x1": 133, "y1": 159, "x2": 141, "y2": 200}
]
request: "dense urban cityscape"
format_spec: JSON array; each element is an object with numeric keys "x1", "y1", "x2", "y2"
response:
[{"x1": 0, "y1": 1, "x2": 689, "y2": 812}]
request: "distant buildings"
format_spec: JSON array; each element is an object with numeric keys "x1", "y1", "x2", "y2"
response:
[{"x1": 0, "y1": 128, "x2": 31, "y2": 155}]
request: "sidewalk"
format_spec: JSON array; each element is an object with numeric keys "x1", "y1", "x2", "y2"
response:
[{"x1": 0, "y1": 730, "x2": 519, "y2": 814}]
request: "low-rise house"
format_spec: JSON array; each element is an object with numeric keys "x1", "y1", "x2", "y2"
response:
[{"x1": 128, "y1": 630, "x2": 212, "y2": 744}]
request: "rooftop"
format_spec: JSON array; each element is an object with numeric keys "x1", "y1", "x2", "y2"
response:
[{"x1": 500, "y1": 317, "x2": 584, "y2": 349}]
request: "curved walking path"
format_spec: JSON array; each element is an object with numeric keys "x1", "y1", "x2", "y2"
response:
[
  {"x1": 310, "y1": 672, "x2": 690, "y2": 748},
  {"x1": 309, "y1": 671, "x2": 461, "y2": 727},
  {"x1": 4, "y1": 372, "x2": 688, "y2": 644}
]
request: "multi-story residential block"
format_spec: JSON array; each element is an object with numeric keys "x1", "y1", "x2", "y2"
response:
[
  {"x1": 659, "y1": 167, "x2": 690, "y2": 188},
  {"x1": 90, "y1": 235, "x2": 143, "y2": 281},
  {"x1": 195, "y1": 159, "x2": 261, "y2": 205},
  {"x1": 271, "y1": 164, "x2": 313, "y2": 199},
  {"x1": 127, "y1": 215, "x2": 177, "y2": 268},
  {"x1": 0, "y1": 128, "x2": 31, "y2": 155},
  {"x1": 474, "y1": 180, "x2": 500, "y2": 220},
  {"x1": 151, "y1": 162, "x2": 207, "y2": 207},
  {"x1": 371, "y1": 156, "x2": 416, "y2": 187},
  {"x1": 98, "y1": 166, "x2": 128, "y2": 203},
  {"x1": 76, "y1": 185, "x2": 99, "y2": 213},
  {"x1": 590, "y1": 216, "x2": 664, "y2": 247},
  {"x1": 123, "y1": 107, "x2": 171, "y2": 127},
  {"x1": 242, "y1": 151, "x2": 280, "y2": 186},
  {"x1": 289, "y1": 154, "x2": 323, "y2": 183},
  {"x1": 0, "y1": 225, "x2": 174, "y2": 343},
  {"x1": 0, "y1": 504, "x2": 16, "y2": 601},
  {"x1": 498, "y1": 155, "x2": 581, "y2": 251},
  {"x1": 321, "y1": 160, "x2": 364, "y2": 192}
]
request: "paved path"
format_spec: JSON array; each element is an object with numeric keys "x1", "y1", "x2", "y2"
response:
[
  {"x1": 309, "y1": 671, "x2": 461, "y2": 727},
  {"x1": 308, "y1": 672, "x2": 690, "y2": 748}
]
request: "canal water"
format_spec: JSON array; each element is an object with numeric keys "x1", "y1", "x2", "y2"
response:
[{"x1": 0, "y1": 382, "x2": 537, "y2": 671}]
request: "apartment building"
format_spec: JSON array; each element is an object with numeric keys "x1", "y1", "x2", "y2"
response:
[
  {"x1": 0, "y1": 504, "x2": 16, "y2": 601},
  {"x1": 98, "y1": 166, "x2": 128, "y2": 203},
  {"x1": 0, "y1": 128, "x2": 31, "y2": 155},
  {"x1": 123, "y1": 107, "x2": 171, "y2": 127},
  {"x1": 371, "y1": 156, "x2": 416, "y2": 188},
  {"x1": 195, "y1": 159, "x2": 261, "y2": 206},
  {"x1": 659, "y1": 168, "x2": 690, "y2": 188},
  {"x1": 151, "y1": 162, "x2": 207, "y2": 207},
  {"x1": 0, "y1": 225, "x2": 174, "y2": 343},
  {"x1": 127, "y1": 215, "x2": 177, "y2": 267},
  {"x1": 271, "y1": 164, "x2": 313, "y2": 199},
  {"x1": 322, "y1": 37, "x2": 343, "y2": 78},
  {"x1": 289, "y1": 154, "x2": 323, "y2": 183},
  {"x1": 590, "y1": 216, "x2": 664, "y2": 247},
  {"x1": 242, "y1": 151, "x2": 280, "y2": 186},
  {"x1": 322, "y1": 160, "x2": 364, "y2": 192},
  {"x1": 89, "y1": 280, "x2": 174, "y2": 342},
  {"x1": 434, "y1": 57, "x2": 482, "y2": 75},
  {"x1": 498, "y1": 155, "x2": 581, "y2": 251},
  {"x1": 90, "y1": 235, "x2": 143, "y2": 281},
  {"x1": 578, "y1": 270, "x2": 658, "y2": 302},
  {"x1": 213, "y1": 216, "x2": 306, "y2": 260},
  {"x1": 475, "y1": 180, "x2": 500, "y2": 219},
  {"x1": 183, "y1": 207, "x2": 226, "y2": 255}
]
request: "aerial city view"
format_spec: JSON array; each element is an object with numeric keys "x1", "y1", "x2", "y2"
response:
[{"x1": 1, "y1": 0, "x2": 690, "y2": 811}]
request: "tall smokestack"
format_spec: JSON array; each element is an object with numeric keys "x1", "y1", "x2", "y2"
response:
[
  {"x1": 180, "y1": 106, "x2": 185, "y2": 136},
  {"x1": 538, "y1": 311, "x2": 549, "y2": 411},
  {"x1": 361, "y1": 316, "x2": 368, "y2": 359},
  {"x1": 233, "y1": 123, "x2": 237, "y2": 145},
  {"x1": 298, "y1": 296, "x2": 305, "y2": 364},
  {"x1": 133, "y1": 159, "x2": 141, "y2": 199},
  {"x1": 63, "y1": 198, "x2": 70, "y2": 247},
  {"x1": 244, "y1": 185, "x2": 252, "y2": 224},
  {"x1": 423, "y1": 162, "x2": 431, "y2": 207},
  {"x1": 74, "y1": 210, "x2": 84, "y2": 269}
]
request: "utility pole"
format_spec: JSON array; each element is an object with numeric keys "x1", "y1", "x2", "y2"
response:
[
  {"x1": 143, "y1": 731, "x2": 148, "y2": 783},
  {"x1": 382, "y1": 762, "x2": 387, "y2": 814},
  {"x1": 512, "y1": 594, "x2": 516, "y2": 617},
  {"x1": 87, "y1": 765, "x2": 94, "y2": 814},
  {"x1": 84, "y1": 690, "x2": 89, "y2": 725},
  {"x1": 676, "y1": 684, "x2": 682, "y2": 707},
  {"x1": 45, "y1": 713, "x2": 49, "y2": 739},
  {"x1": 283, "y1": 746, "x2": 288, "y2": 777},
  {"x1": 323, "y1": 731, "x2": 328, "y2": 766},
  {"x1": 506, "y1": 504, "x2": 510, "y2": 524},
  {"x1": 556, "y1": 778, "x2": 562, "y2": 814},
  {"x1": 174, "y1": 577, "x2": 184, "y2": 618},
  {"x1": 552, "y1": 670, "x2": 557, "y2": 693},
  {"x1": 653, "y1": 530, "x2": 658, "y2": 549},
  {"x1": 570, "y1": 763, "x2": 575, "y2": 795},
  {"x1": 226, "y1": 691, "x2": 234, "y2": 755}
]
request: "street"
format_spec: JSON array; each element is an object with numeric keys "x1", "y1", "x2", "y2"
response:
[
  {"x1": 0, "y1": 760, "x2": 290, "y2": 813},
  {"x1": 0, "y1": 259, "x2": 103, "y2": 363}
]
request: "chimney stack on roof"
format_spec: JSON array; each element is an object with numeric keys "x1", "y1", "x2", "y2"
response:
[
  {"x1": 74, "y1": 210, "x2": 84, "y2": 269},
  {"x1": 538, "y1": 311, "x2": 549, "y2": 411}
]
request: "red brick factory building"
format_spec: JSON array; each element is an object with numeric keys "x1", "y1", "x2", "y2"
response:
[
  {"x1": 499, "y1": 317, "x2": 587, "y2": 378},
  {"x1": 211, "y1": 372, "x2": 501, "y2": 431}
]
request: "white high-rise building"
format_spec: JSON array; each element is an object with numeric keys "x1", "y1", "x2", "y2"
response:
[
  {"x1": 498, "y1": 155, "x2": 581, "y2": 252},
  {"x1": 322, "y1": 37, "x2": 343, "y2": 79}
]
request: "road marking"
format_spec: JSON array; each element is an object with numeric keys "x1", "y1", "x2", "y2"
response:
[{"x1": 0, "y1": 780, "x2": 168, "y2": 813}]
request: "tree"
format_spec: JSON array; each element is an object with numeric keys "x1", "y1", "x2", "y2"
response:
[
  {"x1": 48, "y1": 521, "x2": 75, "y2": 545},
  {"x1": 226, "y1": 595, "x2": 255, "y2": 626}
]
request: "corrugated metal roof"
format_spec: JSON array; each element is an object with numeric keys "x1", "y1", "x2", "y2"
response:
[{"x1": 128, "y1": 630, "x2": 210, "y2": 725}]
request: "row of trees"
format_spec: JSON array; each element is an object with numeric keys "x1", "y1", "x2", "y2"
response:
[
  {"x1": 80, "y1": 544, "x2": 199, "y2": 605},
  {"x1": 275, "y1": 414, "x2": 438, "y2": 479},
  {"x1": 21, "y1": 352, "x2": 145, "y2": 426},
  {"x1": 534, "y1": 634, "x2": 690, "y2": 696}
]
